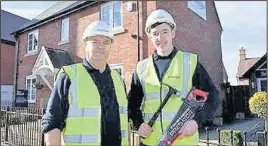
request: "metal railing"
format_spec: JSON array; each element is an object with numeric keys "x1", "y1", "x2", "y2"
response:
[
  {"x1": 129, "y1": 126, "x2": 262, "y2": 146},
  {"x1": 1, "y1": 106, "x2": 264, "y2": 146},
  {"x1": 1, "y1": 106, "x2": 45, "y2": 146}
]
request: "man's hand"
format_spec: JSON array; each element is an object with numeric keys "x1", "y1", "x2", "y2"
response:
[
  {"x1": 44, "y1": 128, "x2": 61, "y2": 146},
  {"x1": 175, "y1": 120, "x2": 198, "y2": 139},
  {"x1": 137, "y1": 123, "x2": 153, "y2": 138}
]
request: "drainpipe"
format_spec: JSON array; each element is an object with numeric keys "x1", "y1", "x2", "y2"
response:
[
  {"x1": 13, "y1": 34, "x2": 20, "y2": 107},
  {"x1": 266, "y1": 52, "x2": 268, "y2": 145},
  {"x1": 137, "y1": 0, "x2": 140, "y2": 62}
]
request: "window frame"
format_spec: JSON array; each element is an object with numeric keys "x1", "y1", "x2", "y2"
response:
[
  {"x1": 61, "y1": 17, "x2": 70, "y2": 42},
  {"x1": 257, "y1": 78, "x2": 267, "y2": 92},
  {"x1": 27, "y1": 30, "x2": 39, "y2": 54},
  {"x1": 25, "y1": 75, "x2": 37, "y2": 103},
  {"x1": 101, "y1": 1, "x2": 123, "y2": 29}
]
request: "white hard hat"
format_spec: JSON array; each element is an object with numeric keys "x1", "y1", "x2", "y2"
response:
[
  {"x1": 145, "y1": 9, "x2": 176, "y2": 35},
  {"x1": 82, "y1": 21, "x2": 113, "y2": 41}
]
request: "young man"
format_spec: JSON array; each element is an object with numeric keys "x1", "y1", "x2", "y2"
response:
[
  {"x1": 42, "y1": 21, "x2": 128, "y2": 146},
  {"x1": 128, "y1": 9, "x2": 220, "y2": 145}
]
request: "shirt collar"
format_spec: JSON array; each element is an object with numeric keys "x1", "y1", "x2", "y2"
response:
[
  {"x1": 152, "y1": 47, "x2": 178, "y2": 60},
  {"x1": 82, "y1": 59, "x2": 111, "y2": 73}
]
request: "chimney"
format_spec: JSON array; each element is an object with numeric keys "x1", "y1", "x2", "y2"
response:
[{"x1": 239, "y1": 47, "x2": 246, "y2": 60}]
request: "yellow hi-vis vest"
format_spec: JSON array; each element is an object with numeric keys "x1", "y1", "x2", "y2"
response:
[
  {"x1": 57, "y1": 63, "x2": 129, "y2": 146},
  {"x1": 136, "y1": 50, "x2": 199, "y2": 145}
]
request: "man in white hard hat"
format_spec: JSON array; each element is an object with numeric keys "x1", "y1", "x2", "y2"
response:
[
  {"x1": 42, "y1": 21, "x2": 129, "y2": 146},
  {"x1": 128, "y1": 9, "x2": 220, "y2": 145}
]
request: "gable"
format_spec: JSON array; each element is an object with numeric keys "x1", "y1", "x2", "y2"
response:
[
  {"x1": 257, "y1": 61, "x2": 267, "y2": 70},
  {"x1": 237, "y1": 58, "x2": 259, "y2": 78},
  {"x1": 32, "y1": 46, "x2": 54, "y2": 75},
  {"x1": 212, "y1": 2, "x2": 223, "y2": 31},
  {"x1": 242, "y1": 54, "x2": 267, "y2": 78}
]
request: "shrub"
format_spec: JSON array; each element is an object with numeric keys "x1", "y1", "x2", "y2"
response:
[
  {"x1": 249, "y1": 92, "x2": 267, "y2": 118},
  {"x1": 220, "y1": 130, "x2": 243, "y2": 146}
]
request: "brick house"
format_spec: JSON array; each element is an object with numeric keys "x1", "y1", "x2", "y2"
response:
[
  {"x1": 1, "y1": 10, "x2": 30, "y2": 106},
  {"x1": 12, "y1": 1, "x2": 225, "y2": 124},
  {"x1": 237, "y1": 47, "x2": 260, "y2": 85},
  {"x1": 241, "y1": 53, "x2": 267, "y2": 96}
]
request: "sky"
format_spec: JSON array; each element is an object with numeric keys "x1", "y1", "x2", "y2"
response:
[{"x1": 1, "y1": 1, "x2": 267, "y2": 85}]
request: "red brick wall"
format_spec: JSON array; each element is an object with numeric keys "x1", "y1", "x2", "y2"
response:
[
  {"x1": 16, "y1": 2, "x2": 155, "y2": 108},
  {"x1": 16, "y1": 1, "x2": 223, "y2": 112},
  {"x1": 157, "y1": 1, "x2": 223, "y2": 117},
  {"x1": 1, "y1": 42, "x2": 15, "y2": 85}
]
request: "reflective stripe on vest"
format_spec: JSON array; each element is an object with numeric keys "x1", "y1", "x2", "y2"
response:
[
  {"x1": 143, "y1": 112, "x2": 177, "y2": 121},
  {"x1": 136, "y1": 50, "x2": 199, "y2": 145},
  {"x1": 59, "y1": 63, "x2": 128, "y2": 145}
]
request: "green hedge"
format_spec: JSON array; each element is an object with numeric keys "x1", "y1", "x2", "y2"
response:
[{"x1": 220, "y1": 129, "x2": 243, "y2": 146}]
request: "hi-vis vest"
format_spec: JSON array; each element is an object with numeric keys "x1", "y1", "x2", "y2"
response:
[
  {"x1": 136, "y1": 50, "x2": 199, "y2": 145},
  {"x1": 57, "y1": 63, "x2": 128, "y2": 146}
]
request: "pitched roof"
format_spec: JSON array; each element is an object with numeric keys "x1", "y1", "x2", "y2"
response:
[
  {"x1": 242, "y1": 53, "x2": 267, "y2": 78},
  {"x1": 45, "y1": 47, "x2": 74, "y2": 68},
  {"x1": 1, "y1": 10, "x2": 30, "y2": 42},
  {"x1": 13, "y1": 1, "x2": 97, "y2": 34},
  {"x1": 213, "y1": 2, "x2": 223, "y2": 31},
  {"x1": 236, "y1": 57, "x2": 260, "y2": 78}
]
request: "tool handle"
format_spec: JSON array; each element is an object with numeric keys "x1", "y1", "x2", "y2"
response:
[
  {"x1": 148, "y1": 90, "x2": 174, "y2": 127},
  {"x1": 186, "y1": 89, "x2": 208, "y2": 102}
]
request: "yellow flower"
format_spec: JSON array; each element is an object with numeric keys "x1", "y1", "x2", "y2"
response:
[{"x1": 249, "y1": 92, "x2": 267, "y2": 118}]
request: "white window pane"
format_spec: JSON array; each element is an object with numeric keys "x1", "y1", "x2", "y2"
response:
[
  {"x1": 61, "y1": 18, "x2": 69, "y2": 41},
  {"x1": 28, "y1": 34, "x2": 33, "y2": 51},
  {"x1": 113, "y1": 12, "x2": 121, "y2": 27},
  {"x1": 61, "y1": 26, "x2": 65, "y2": 41},
  {"x1": 101, "y1": 5, "x2": 110, "y2": 26},
  {"x1": 28, "y1": 31, "x2": 38, "y2": 52},
  {"x1": 27, "y1": 79, "x2": 31, "y2": 100},
  {"x1": 26, "y1": 76, "x2": 37, "y2": 102},
  {"x1": 103, "y1": 16, "x2": 110, "y2": 26},
  {"x1": 27, "y1": 79, "x2": 31, "y2": 89},
  {"x1": 31, "y1": 88, "x2": 36, "y2": 100},
  {"x1": 102, "y1": 5, "x2": 110, "y2": 15},
  {"x1": 114, "y1": 19, "x2": 121, "y2": 27},
  {"x1": 31, "y1": 91, "x2": 34, "y2": 100},
  {"x1": 113, "y1": 2, "x2": 121, "y2": 11},
  {"x1": 113, "y1": 2, "x2": 121, "y2": 27},
  {"x1": 65, "y1": 19, "x2": 69, "y2": 40}
]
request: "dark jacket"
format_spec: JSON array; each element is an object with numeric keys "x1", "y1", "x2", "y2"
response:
[
  {"x1": 42, "y1": 59, "x2": 124, "y2": 146},
  {"x1": 128, "y1": 48, "x2": 220, "y2": 130}
]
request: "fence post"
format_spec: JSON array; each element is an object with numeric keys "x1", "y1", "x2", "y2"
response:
[
  {"x1": 205, "y1": 127, "x2": 209, "y2": 146},
  {"x1": 5, "y1": 106, "x2": 10, "y2": 142},
  {"x1": 217, "y1": 128, "x2": 221, "y2": 145},
  {"x1": 41, "y1": 109, "x2": 45, "y2": 146},
  {"x1": 244, "y1": 132, "x2": 247, "y2": 146},
  {"x1": 231, "y1": 130, "x2": 233, "y2": 146}
]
